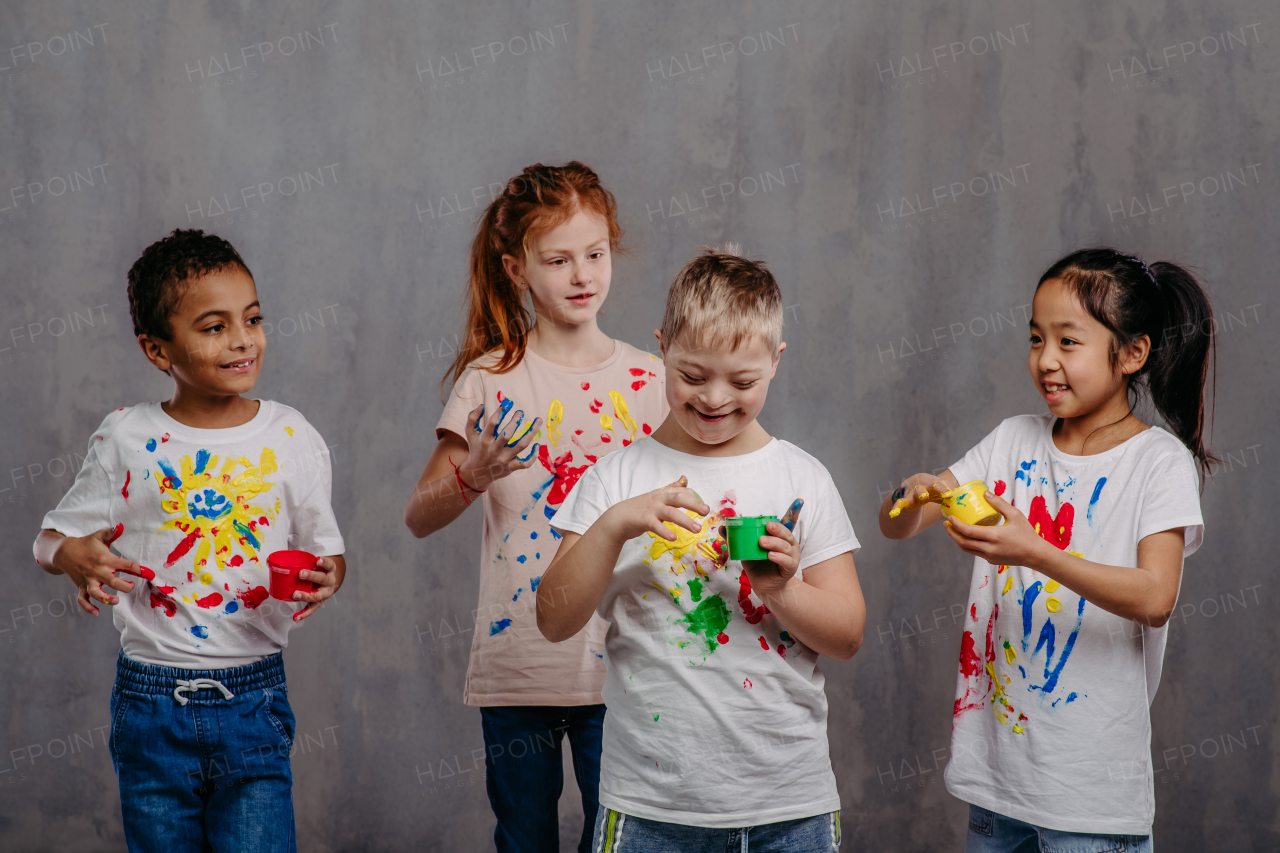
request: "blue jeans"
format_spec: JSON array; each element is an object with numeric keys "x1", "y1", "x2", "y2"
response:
[
  {"x1": 591, "y1": 808, "x2": 841, "y2": 852},
  {"x1": 109, "y1": 651, "x2": 296, "y2": 853},
  {"x1": 480, "y1": 704, "x2": 605, "y2": 853},
  {"x1": 966, "y1": 805, "x2": 1153, "y2": 853}
]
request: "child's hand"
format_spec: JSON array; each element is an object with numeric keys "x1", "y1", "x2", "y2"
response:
[
  {"x1": 888, "y1": 479, "x2": 949, "y2": 518},
  {"x1": 603, "y1": 475, "x2": 710, "y2": 543},
  {"x1": 458, "y1": 403, "x2": 542, "y2": 493},
  {"x1": 292, "y1": 555, "x2": 342, "y2": 622},
  {"x1": 942, "y1": 490, "x2": 1051, "y2": 569},
  {"x1": 738, "y1": 499, "x2": 804, "y2": 598},
  {"x1": 52, "y1": 527, "x2": 147, "y2": 615}
]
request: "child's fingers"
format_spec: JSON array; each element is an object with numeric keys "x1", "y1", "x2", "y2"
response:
[
  {"x1": 86, "y1": 579, "x2": 118, "y2": 606},
  {"x1": 778, "y1": 499, "x2": 803, "y2": 531},
  {"x1": 763, "y1": 521, "x2": 797, "y2": 546},
  {"x1": 663, "y1": 488, "x2": 709, "y2": 517},
  {"x1": 465, "y1": 404, "x2": 485, "y2": 434},
  {"x1": 293, "y1": 601, "x2": 323, "y2": 621},
  {"x1": 76, "y1": 587, "x2": 100, "y2": 615},
  {"x1": 658, "y1": 506, "x2": 702, "y2": 533},
  {"x1": 103, "y1": 573, "x2": 136, "y2": 594}
]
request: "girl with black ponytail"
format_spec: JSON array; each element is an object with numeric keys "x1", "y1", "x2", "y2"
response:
[{"x1": 880, "y1": 248, "x2": 1212, "y2": 850}]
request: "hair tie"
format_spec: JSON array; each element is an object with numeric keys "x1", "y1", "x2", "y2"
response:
[{"x1": 1126, "y1": 254, "x2": 1158, "y2": 288}]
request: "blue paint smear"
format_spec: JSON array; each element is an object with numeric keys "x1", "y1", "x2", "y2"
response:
[
  {"x1": 224, "y1": 601, "x2": 239, "y2": 614},
  {"x1": 544, "y1": 505, "x2": 557, "y2": 520},
  {"x1": 193, "y1": 448, "x2": 210, "y2": 475},
  {"x1": 1022, "y1": 581, "x2": 1043, "y2": 643},
  {"x1": 489, "y1": 618, "x2": 513, "y2": 636},
  {"x1": 512, "y1": 589, "x2": 522, "y2": 602},
  {"x1": 1019, "y1": 666, "x2": 1027, "y2": 679},
  {"x1": 530, "y1": 531, "x2": 538, "y2": 539},
  {"x1": 1014, "y1": 459, "x2": 1037, "y2": 484},
  {"x1": 146, "y1": 438, "x2": 157, "y2": 452},
  {"x1": 1031, "y1": 596, "x2": 1086, "y2": 694},
  {"x1": 535, "y1": 553, "x2": 540, "y2": 560},
  {"x1": 190, "y1": 489, "x2": 231, "y2": 520},
  {"x1": 1087, "y1": 477, "x2": 1107, "y2": 525},
  {"x1": 516, "y1": 555, "x2": 526, "y2": 564},
  {"x1": 191, "y1": 625, "x2": 209, "y2": 639},
  {"x1": 157, "y1": 459, "x2": 181, "y2": 488},
  {"x1": 1056, "y1": 475, "x2": 1076, "y2": 495},
  {"x1": 1066, "y1": 692, "x2": 1078, "y2": 703},
  {"x1": 530, "y1": 577, "x2": 540, "y2": 592},
  {"x1": 232, "y1": 519, "x2": 260, "y2": 549},
  {"x1": 550, "y1": 528, "x2": 562, "y2": 540}
]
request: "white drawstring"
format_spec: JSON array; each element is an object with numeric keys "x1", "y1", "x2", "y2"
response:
[{"x1": 172, "y1": 677, "x2": 234, "y2": 706}]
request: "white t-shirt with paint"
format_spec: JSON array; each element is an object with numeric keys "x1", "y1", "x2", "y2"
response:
[
  {"x1": 551, "y1": 436, "x2": 859, "y2": 828},
  {"x1": 41, "y1": 401, "x2": 345, "y2": 668},
  {"x1": 945, "y1": 413, "x2": 1203, "y2": 836}
]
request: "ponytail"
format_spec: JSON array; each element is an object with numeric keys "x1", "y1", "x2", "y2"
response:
[
  {"x1": 1036, "y1": 248, "x2": 1217, "y2": 486},
  {"x1": 441, "y1": 161, "x2": 623, "y2": 395}
]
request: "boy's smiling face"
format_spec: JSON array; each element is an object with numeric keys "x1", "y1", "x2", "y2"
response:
[
  {"x1": 140, "y1": 265, "x2": 265, "y2": 398},
  {"x1": 658, "y1": 329, "x2": 783, "y2": 450}
]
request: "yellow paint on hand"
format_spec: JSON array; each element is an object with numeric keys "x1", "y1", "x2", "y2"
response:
[
  {"x1": 546, "y1": 400, "x2": 564, "y2": 447},
  {"x1": 283, "y1": 426, "x2": 294, "y2": 436},
  {"x1": 646, "y1": 511, "x2": 717, "y2": 563},
  {"x1": 1045, "y1": 597, "x2": 1062, "y2": 613},
  {"x1": 1002, "y1": 576, "x2": 1013, "y2": 595},
  {"x1": 1045, "y1": 579, "x2": 1061, "y2": 593},
  {"x1": 1066, "y1": 549, "x2": 1084, "y2": 559},
  {"x1": 609, "y1": 390, "x2": 638, "y2": 441}
]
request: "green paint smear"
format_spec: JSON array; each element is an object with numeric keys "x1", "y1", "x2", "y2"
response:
[
  {"x1": 679, "y1": 593, "x2": 730, "y2": 654},
  {"x1": 687, "y1": 577, "x2": 704, "y2": 602}
]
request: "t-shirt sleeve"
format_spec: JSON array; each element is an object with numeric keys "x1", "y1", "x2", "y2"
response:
[
  {"x1": 436, "y1": 367, "x2": 486, "y2": 441},
  {"x1": 949, "y1": 420, "x2": 1006, "y2": 486},
  {"x1": 1137, "y1": 450, "x2": 1204, "y2": 556},
  {"x1": 289, "y1": 422, "x2": 346, "y2": 556},
  {"x1": 549, "y1": 463, "x2": 614, "y2": 537},
  {"x1": 40, "y1": 414, "x2": 120, "y2": 538},
  {"x1": 797, "y1": 467, "x2": 860, "y2": 571}
]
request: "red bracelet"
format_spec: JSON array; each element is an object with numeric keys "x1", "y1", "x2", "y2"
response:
[{"x1": 449, "y1": 456, "x2": 486, "y2": 506}]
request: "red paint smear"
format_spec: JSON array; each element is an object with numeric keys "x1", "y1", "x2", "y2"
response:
[
  {"x1": 165, "y1": 529, "x2": 200, "y2": 567},
  {"x1": 716, "y1": 632, "x2": 729, "y2": 645},
  {"x1": 584, "y1": 454, "x2": 598, "y2": 463},
  {"x1": 979, "y1": 575, "x2": 989, "y2": 588},
  {"x1": 105, "y1": 523, "x2": 124, "y2": 547},
  {"x1": 258, "y1": 516, "x2": 269, "y2": 526},
  {"x1": 237, "y1": 585, "x2": 269, "y2": 610},
  {"x1": 757, "y1": 636, "x2": 769, "y2": 650},
  {"x1": 1027, "y1": 496, "x2": 1074, "y2": 550},
  {"x1": 121, "y1": 470, "x2": 131, "y2": 501},
  {"x1": 589, "y1": 399, "x2": 603, "y2": 413},
  {"x1": 149, "y1": 589, "x2": 176, "y2": 617},
  {"x1": 229, "y1": 555, "x2": 243, "y2": 567},
  {"x1": 738, "y1": 571, "x2": 770, "y2": 625},
  {"x1": 629, "y1": 368, "x2": 646, "y2": 376},
  {"x1": 954, "y1": 605, "x2": 999, "y2": 719},
  {"x1": 631, "y1": 380, "x2": 646, "y2": 391},
  {"x1": 537, "y1": 446, "x2": 592, "y2": 512},
  {"x1": 642, "y1": 423, "x2": 652, "y2": 435},
  {"x1": 574, "y1": 429, "x2": 583, "y2": 435},
  {"x1": 157, "y1": 585, "x2": 175, "y2": 594},
  {"x1": 224, "y1": 583, "x2": 230, "y2": 591},
  {"x1": 600, "y1": 434, "x2": 612, "y2": 443},
  {"x1": 720, "y1": 507, "x2": 737, "y2": 519},
  {"x1": 161, "y1": 433, "x2": 170, "y2": 443},
  {"x1": 195, "y1": 592, "x2": 223, "y2": 609},
  {"x1": 581, "y1": 381, "x2": 590, "y2": 391},
  {"x1": 959, "y1": 631, "x2": 983, "y2": 677},
  {"x1": 496, "y1": 391, "x2": 505, "y2": 402},
  {"x1": 994, "y1": 480, "x2": 1007, "y2": 496},
  {"x1": 970, "y1": 603, "x2": 977, "y2": 621},
  {"x1": 621, "y1": 439, "x2": 631, "y2": 447},
  {"x1": 776, "y1": 644, "x2": 786, "y2": 658},
  {"x1": 138, "y1": 566, "x2": 155, "y2": 581},
  {"x1": 743, "y1": 677, "x2": 753, "y2": 688}
]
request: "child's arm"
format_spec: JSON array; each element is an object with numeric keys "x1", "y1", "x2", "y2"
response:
[
  {"x1": 537, "y1": 477, "x2": 708, "y2": 643},
  {"x1": 33, "y1": 527, "x2": 145, "y2": 616},
  {"x1": 945, "y1": 490, "x2": 1185, "y2": 627},
  {"x1": 742, "y1": 521, "x2": 864, "y2": 660},
  {"x1": 404, "y1": 404, "x2": 541, "y2": 538},
  {"x1": 878, "y1": 470, "x2": 960, "y2": 539}
]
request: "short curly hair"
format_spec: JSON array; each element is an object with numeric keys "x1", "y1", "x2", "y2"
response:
[{"x1": 127, "y1": 229, "x2": 253, "y2": 340}]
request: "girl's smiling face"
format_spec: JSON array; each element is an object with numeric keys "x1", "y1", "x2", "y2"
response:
[
  {"x1": 1028, "y1": 277, "x2": 1147, "y2": 418},
  {"x1": 502, "y1": 208, "x2": 612, "y2": 330}
]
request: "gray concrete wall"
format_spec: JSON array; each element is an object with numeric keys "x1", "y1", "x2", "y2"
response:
[{"x1": 1, "y1": 1, "x2": 1275, "y2": 849}]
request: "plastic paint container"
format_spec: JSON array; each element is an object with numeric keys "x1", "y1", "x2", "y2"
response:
[
  {"x1": 724, "y1": 516, "x2": 775, "y2": 560},
  {"x1": 940, "y1": 481, "x2": 1001, "y2": 527},
  {"x1": 268, "y1": 550, "x2": 319, "y2": 601}
]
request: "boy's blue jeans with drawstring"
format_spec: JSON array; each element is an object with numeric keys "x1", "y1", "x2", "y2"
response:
[{"x1": 109, "y1": 651, "x2": 297, "y2": 853}]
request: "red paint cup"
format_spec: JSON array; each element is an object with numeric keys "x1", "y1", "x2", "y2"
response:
[{"x1": 268, "y1": 550, "x2": 319, "y2": 602}]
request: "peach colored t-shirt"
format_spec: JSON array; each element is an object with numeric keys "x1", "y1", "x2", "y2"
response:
[{"x1": 436, "y1": 339, "x2": 668, "y2": 706}]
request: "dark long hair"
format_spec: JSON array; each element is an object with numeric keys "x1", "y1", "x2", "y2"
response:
[{"x1": 1037, "y1": 248, "x2": 1216, "y2": 486}]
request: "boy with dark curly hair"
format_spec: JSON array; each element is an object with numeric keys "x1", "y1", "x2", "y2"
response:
[{"x1": 33, "y1": 228, "x2": 346, "y2": 852}]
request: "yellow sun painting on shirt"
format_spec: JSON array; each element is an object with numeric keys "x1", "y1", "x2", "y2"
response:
[{"x1": 155, "y1": 448, "x2": 280, "y2": 575}]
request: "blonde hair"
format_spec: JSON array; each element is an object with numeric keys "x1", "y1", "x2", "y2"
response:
[{"x1": 660, "y1": 244, "x2": 783, "y2": 355}]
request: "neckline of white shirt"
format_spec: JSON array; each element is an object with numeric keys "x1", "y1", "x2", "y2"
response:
[{"x1": 144, "y1": 399, "x2": 275, "y2": 442}]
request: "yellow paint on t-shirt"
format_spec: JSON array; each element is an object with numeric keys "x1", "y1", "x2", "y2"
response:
[{"x1": 546, "y1": 399, "x2": 564, "y2": 447}]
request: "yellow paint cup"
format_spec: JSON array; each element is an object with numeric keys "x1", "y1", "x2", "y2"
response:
[{"x1": 940, "y1": 480, "x2": 1001, "y2": 527}]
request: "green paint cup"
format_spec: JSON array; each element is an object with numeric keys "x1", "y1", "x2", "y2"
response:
[{"x1": 724, "y1": 515, "x2": 775, "y2": 561}]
